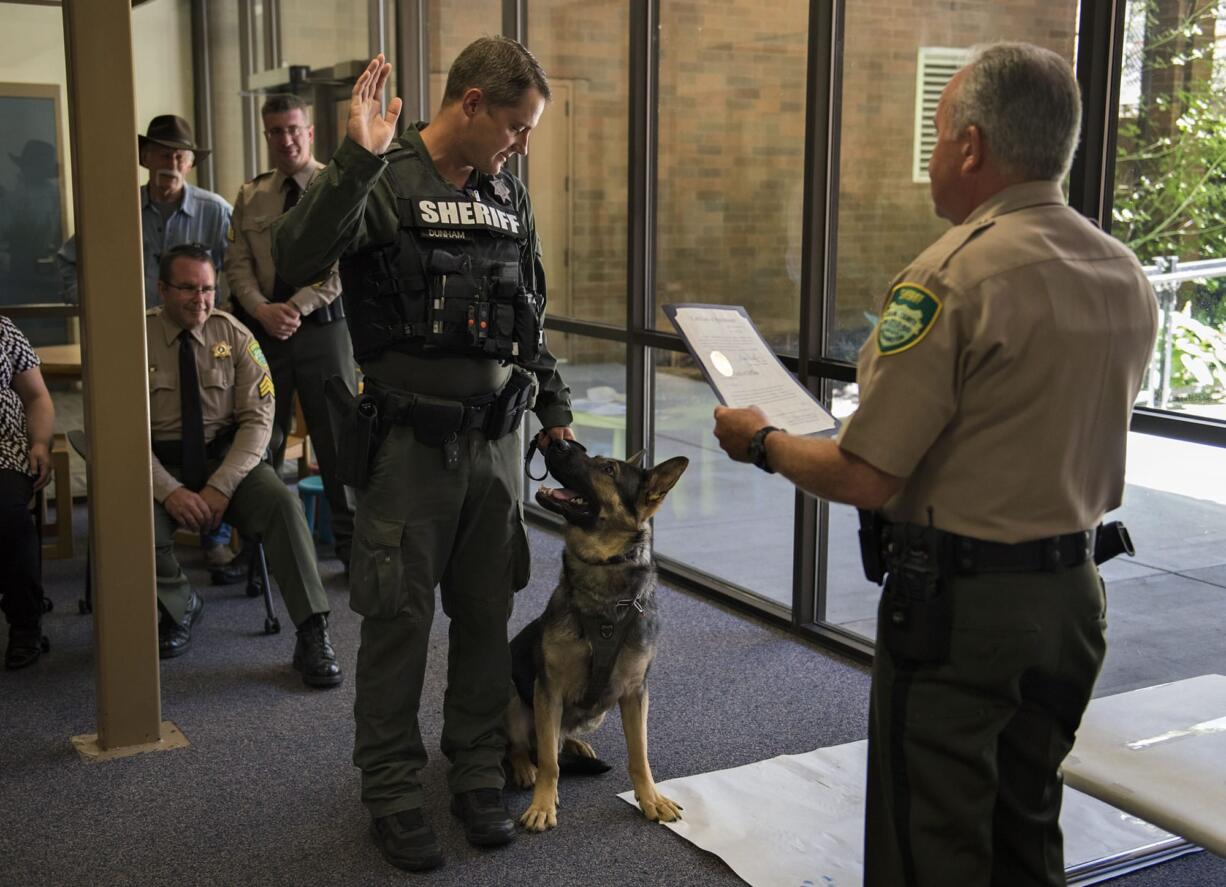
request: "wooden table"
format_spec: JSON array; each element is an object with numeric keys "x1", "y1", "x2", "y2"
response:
[{"x1": 34, "y1": 343, "x2": 83, "y2": 379}]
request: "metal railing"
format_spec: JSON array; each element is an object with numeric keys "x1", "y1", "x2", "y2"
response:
[{"x1": 1141, "y1": 255, "x2": 1226, "y2": 409}]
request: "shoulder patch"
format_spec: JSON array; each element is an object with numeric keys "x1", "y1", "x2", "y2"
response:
[
  {"x1": 877, "y1": 283, "x2": 943, "y2": 355},
  {"x1": 257, "y1": 374, "x2": 275, "y2": 398},
  {"x1": 247, "y1": 339, "x2": 269, "y2": 370},
  {"x1": 227, "y1": 224, "x2": 236, "y2": 242}
]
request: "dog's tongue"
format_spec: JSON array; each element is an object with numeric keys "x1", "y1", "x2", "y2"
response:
[{"x1": 543, "y1": 486, "x2": 579, "y2": 502}]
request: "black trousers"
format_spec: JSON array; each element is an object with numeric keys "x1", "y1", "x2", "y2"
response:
[{"x1": 0, "y1": 469, "x2": 43, "y2": 629}]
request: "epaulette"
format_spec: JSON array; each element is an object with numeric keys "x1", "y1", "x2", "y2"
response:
[
  {"x1": 931, "y1": 217, "x2": 996, "y2": 272},
  {"x1": 251, "y1": 170, "x2": 275, "y2": 183},
  {"x1": 208, "y1": 308, "x2": 247, "y2": 332}
]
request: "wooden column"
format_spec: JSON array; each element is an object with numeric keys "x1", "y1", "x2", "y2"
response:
[{"x1": 62, "y1": 0, "x2": 180, "y2": 758}]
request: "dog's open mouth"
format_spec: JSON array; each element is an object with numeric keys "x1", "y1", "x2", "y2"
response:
[{"x1": 536, "y1": 485, "x2": 595, "y2": 520}]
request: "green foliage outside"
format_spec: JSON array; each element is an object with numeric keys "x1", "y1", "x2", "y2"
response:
[{"x1": 1112, "y1": 0, "x2": 1226, "y2": 404}]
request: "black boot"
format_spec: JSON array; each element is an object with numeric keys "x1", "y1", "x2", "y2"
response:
[
  {"x1": 5, "y1": 625, "x2": 48, "y2": 670},
  {"x1": 293, "y1": 613, "x2": 342, "y2": 688},
  {"x1": 370, "y1": 809, "x2": 444, "y2": 872},
  {"x1": 451, "y1": 788, "x2": 516, "y2": 847}
]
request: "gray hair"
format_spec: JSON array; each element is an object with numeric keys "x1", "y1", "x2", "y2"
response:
[
  {"x1": 946, "y1": 42, "x2": 1082, "y2": 181},
  {"x1": 443, "y1": 36, "x2": 551, "y2": 108}
]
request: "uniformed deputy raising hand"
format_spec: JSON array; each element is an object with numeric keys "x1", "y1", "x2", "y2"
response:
[
  {"x1": 273, "y1": 42, "x2": 574, "y2": 872},
  {"x1": 713, "y1": 43, "x2": 1158, "y2": 886}
]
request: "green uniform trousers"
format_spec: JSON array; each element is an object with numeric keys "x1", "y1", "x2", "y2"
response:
[
  {"x1": 349, "y1": 423, "x2": 530, "y2": 817},
  {"x1": 154, "y1": 459, "x2": 330, "y2": 627},
  {"x1": 257, "y1": 316, "x2": 357, "y2": 561},
  {"x1": 864, "y1": 560, "x2": 1106, "y2": 887}
]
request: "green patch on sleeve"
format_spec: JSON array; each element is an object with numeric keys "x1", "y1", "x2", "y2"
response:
[
  {"x1": 247, "y1": 339, "x2": 269, "y2": 370},
  {"x1": 877, "y1": 283, "x2": 943, "y2": 355}
]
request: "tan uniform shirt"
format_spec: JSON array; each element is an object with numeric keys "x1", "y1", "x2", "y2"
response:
[
  {"x1": 225, "y1": 159, "x2": 342, "y2": 317},
  {"x1": 147, "y1": 307, "x2": 276, "y2": 502},
  {"x1": 837, "y1": 181, "x2": 1159, "y2": 543}
]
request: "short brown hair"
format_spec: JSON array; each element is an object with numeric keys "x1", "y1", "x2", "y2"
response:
[
  {"x1": 442, "y1": 36, "x2": 550, "y2": 108},
  {"x1": 261, "y1": 93, "x2": 309, "y2": 118},
  {"x1": 158, "y1": 242, "x2": 215, "y2": 283}
]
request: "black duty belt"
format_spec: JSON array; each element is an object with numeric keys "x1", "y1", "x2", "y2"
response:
[
  {"x1": 948, "y1": 530, "x2": 1092, "y2": 575},
  {"x1": 305, "y1": 300, "x2": 345, "y2": 325},
  {"x1": 151, "y1": 426, "x2": 237, "y2": 466},
  {"x1": 365, "y1": 378, "x2": 499, "y2": 437}
]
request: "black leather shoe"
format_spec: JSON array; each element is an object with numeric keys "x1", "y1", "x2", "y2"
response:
[
  {"x1": 451, "y1": 788, "x2": 516, "y2": 847},
  {"x1": 5, "y1": 626, "x2": 49, "y2": 670},
  {"x1": 158, "y1": 592, "x2": 203, "y2": 659},
  {"x1": 210, "y1": 546, "x2": 251, "y2": 586},
  {"x1": 370, "y1": 809, "x2": 444, "y2": 872},
  {"x1": 293, "y1": 613, "x2": 342, "y2": 688}
]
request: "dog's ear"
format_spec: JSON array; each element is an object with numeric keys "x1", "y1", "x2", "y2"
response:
[
  {"x1": 641, "y1": 456, "x2": 689, "y2": 513},
  {"x1": 627, "y1": 449, "x2": 646, "y2": 467}
]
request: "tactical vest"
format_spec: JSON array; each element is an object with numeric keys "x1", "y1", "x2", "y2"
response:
[{"x1": 338, "y1": 145, "x2": 544, "y2": 365}]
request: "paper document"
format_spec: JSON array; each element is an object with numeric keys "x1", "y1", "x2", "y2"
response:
[{"x1": 665, "y1": 303, "x2": 838, "y2": 437}]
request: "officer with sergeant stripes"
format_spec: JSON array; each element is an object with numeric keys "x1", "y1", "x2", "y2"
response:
[{"x1": 147, "y1": 243, "x2": 342, "y2": 688}]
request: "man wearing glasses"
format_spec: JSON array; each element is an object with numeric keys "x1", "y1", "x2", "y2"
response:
[
  {"x1": 59, "y1": 114, "x2": 241, "y2": 578},
  {"x1": 145, "y1": 242, "x2": 342, "y2": 687},
  {"x1": 225, "y1": 94, "x2": 356, "y2": 571}
]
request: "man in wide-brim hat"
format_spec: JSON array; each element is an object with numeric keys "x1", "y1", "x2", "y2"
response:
[
  {"x1": 56, "y1": 112, "x2": 239, "y2": 571},
  {"x1": 138, "y1": 114, "x2": 212, "y2": 162}
]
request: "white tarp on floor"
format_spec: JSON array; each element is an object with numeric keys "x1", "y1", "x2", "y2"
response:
[
  {"x1": 1064, "y1": 673, "x2": 1226, "y2": 859},
  {"x1": 620, "y1": 720, "x2": 1201, "y2": 887}
]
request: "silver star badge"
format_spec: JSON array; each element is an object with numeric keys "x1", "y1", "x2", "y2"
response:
[{"x1": 492, "y1": 178, "x2": 512, "y2": 204}]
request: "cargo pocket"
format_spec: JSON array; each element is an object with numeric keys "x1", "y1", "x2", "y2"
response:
[
  {"x1": 348, "y1": 516, "x2": 406, "y2": 618},
  {"x1": 510, "y1": 506, "x2": 530, "y2": 592}
]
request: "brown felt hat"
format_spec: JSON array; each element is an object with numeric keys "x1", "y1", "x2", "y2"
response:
[{"x1": 138, "y1": 115, "x2": 210, "y2": 160}]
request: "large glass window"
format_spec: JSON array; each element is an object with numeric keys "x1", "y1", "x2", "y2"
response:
[
  {"x1": 1096, "y1": 432, "x2": 1226, "y2": 694},
  {"x1": 1114, "y1": 0, "x2": 1226, "y2": 421},
  {"x1": 829, "y1": 5, "x2": 1080, "y2": 363},
  {"x1": 655, "y1": 3, "x2": 809, "y2": 351},
  {"x1": 651, "y1": 349, "x2": 797, "y2": 609},
  {"x1": 524, "y1": 330, "x2": 627, "y2": 497},
  {"x1": 528, "y1": 0, "x2": 629, "y2": 326}
]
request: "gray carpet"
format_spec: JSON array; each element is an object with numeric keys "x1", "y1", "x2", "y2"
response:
[{"x1": 0, "y1": 508, "x2": 1223, "y2": 886}]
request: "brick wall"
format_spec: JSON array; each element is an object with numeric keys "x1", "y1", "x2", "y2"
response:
[{"x1": 516, "y1": 0, "x2": 1079, "y2": 359}]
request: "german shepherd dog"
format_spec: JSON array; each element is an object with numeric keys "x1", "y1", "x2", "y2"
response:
[{"x1": 507, "y1": 439, "x2": 689, "y2": 832}]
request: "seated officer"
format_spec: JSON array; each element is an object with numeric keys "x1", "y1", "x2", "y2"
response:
[{"x1": 146, "y1": 242, "x2": 342, "y2": 688}]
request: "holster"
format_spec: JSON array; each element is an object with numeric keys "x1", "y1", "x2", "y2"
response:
[
  {"x1": 324, "y1": 375, "x2": 382, "y2": 489},
  {"x1": 486, "y1": 368, "x2": 536, "y2": 440}
]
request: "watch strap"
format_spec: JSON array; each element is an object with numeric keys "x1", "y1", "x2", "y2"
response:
[{"x1": 749, "y1": 425, "x2": 781, "y2": 473}]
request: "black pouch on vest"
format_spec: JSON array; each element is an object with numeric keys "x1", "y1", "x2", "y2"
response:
[
  {"x1": 513, "y1": 289, "x2": 543, "y2": 362},
  {"x1": 879, "y1": 526, "x2": 952, "y2": 664},
  {"x1": 486, "y1": 369, "x2": 535, "y2": 440},
  {"x1": 325, "y1": 376, "x2": 380, "y2": 489},
  {"x1": 409, "y1": 396, "x2": 465, "y2": 447}
]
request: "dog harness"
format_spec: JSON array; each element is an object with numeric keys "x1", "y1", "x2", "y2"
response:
[{"x1": 567, "y1": 539, "x2": 652, "y2": 710}]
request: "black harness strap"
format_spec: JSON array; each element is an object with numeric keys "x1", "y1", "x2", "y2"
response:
[{"x1": 575, "y1": 594, "x2": 645, "y2": 710}]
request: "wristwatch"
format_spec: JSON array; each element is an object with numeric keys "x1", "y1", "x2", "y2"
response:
[{"x1": 747, "y1": 425, "x2": 781, "y2": 474}]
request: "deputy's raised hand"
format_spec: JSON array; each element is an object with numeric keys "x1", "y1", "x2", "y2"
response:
[{"x1": 348, "y1": 53, "x2": 403, "y2": 156}]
